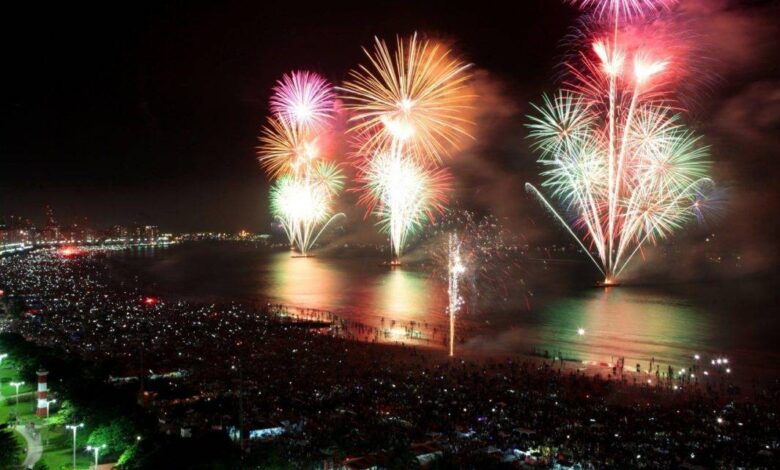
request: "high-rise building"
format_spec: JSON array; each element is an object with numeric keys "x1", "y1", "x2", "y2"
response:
[
  {"x1": 42, "y1": 205, "x2": 61, "y2": 242},
  {"x1": 143, "y1": 225, "x2": 159, "y2": 240}
]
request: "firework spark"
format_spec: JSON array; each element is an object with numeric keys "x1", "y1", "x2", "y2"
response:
[{"x1": 527, "y1": 18, "x2": 714, "y2": 282}]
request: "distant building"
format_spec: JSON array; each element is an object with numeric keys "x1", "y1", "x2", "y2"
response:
[
  {"x1": 41, "y1": 205, "x2": 61, "y2": 242},
  {"x1": 143, "y1": 225, "x2": 159, "y2": 240},
  {"x1": 111, "y1": 225, "x2": 129, "y2": 239}
]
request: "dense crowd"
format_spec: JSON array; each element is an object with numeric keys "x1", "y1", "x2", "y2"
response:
[{"x1": 1, "y1": 248, "x2": 778, "y2": 468}]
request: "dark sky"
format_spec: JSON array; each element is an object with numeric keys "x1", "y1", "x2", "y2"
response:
[
  {"x1": 0, "y1": 0, "x2": 572, "y2": 229},
  {"x1": 1, "y1": 0, "x2": 779, "y2": 272}
]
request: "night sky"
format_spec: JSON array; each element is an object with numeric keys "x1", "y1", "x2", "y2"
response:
[{"x1": 1, "y1": 0, "x2": 778, "y2": 273}]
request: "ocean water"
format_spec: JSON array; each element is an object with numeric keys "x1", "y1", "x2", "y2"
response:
[{"x1": 107, "y1": 242, "x2": 780, "y2": 379}]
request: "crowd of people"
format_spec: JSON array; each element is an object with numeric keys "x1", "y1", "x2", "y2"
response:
[{"x1": 1, "y1": 248, "x2": 778, "y2": 468}]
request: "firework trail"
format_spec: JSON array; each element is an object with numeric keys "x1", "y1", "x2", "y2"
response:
[
  {"x1": 447, "y1": 233, "x2": 465, "y2": 357},
  {"x1": 258, "y1": 71, "x2": 345, "y2": 255},
  {"x1": 526, "y1": 0, "x2": 715, "y2": 283},
  {"x1": 342, "y1": 33, "x2": 474, "y2": 262},
  {"x1": 426, "y1": 211, "x2": 531, "y2": 313}
]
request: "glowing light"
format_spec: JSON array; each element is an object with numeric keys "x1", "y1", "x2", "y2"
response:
[
  {"x1": 59, "y1": 246, "x2": 81, "y2": 257},
  {"x1": 577, "y1": 327, "x2": 586, "y2": 335},
  {"x1": 143, "y1": 297, "x2": 158, "y2": 305}
]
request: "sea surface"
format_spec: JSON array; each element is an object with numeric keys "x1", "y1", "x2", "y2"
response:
[{"x1": 106, "y1": 242, "x2": 780, "y2": 380}]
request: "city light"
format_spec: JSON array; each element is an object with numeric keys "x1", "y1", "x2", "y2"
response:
[{"x1": 0, "y1": 0, "x2": 771, "y2": 467}]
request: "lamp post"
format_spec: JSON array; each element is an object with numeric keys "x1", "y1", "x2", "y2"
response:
[
  {"x1": 65, "y1": 423, "x2": 84, "y2": 470},
  {"x1": 9, "y1": 381, "x2": 24, "y2": 413},
  {"x1": 86, "y1": 444, "x2": 106, "y2": 470},
  {"x1": 45, "y1": 398, "x2": 57, "y2": 418}
]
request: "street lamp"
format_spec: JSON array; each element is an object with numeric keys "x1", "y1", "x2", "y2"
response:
[
  {"x1": 65, "y1": 423, "x2": 84, "y2": 470},
  {"x1": 43, "y1": 398, "x2": 57, "y2": 447},
  {"x1": 9, "y1": 381, "x2": 24, "y2": 412},
  {"x1": 86, "y1": 444, "x2": 106, "y2": 470},
  {"x1": 45, "y1": 398, "x2": 57, "y2": 418}
]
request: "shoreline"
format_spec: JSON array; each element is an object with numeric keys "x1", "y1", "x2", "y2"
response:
[{"x1": 274, "y1": 303, "x2": 762, "y2": 397}]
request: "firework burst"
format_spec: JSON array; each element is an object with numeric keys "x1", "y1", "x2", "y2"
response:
[
  {"x1": 258, "y1": 71, "x2": 344, "y2": 255},
  {"x1": 258, "y1": 116, "x2": 321, "y2": 179},
  {"x1": 270, "y1": 165, "x2": 345, "y2": 254},
  {"x1": 341, "y1": 33, "x2": 474, "y2": 165},
  {"x1": 526, "y1": 4, "x2": 715, "y2": 283},
  {"x1": 358, "y1": 152, "x2": 451, "y2": 258},
  {"x1": 342, "y1": 34, "x2": 474, "y2": 260},
  {"x1": 568, "y1": 0, "x2": 677, "y2": 21},
  {"x1": 270, "y1": 71, "x2": 335, "y2": 129}
]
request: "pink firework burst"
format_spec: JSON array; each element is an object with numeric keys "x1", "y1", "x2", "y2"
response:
[
  {"x1": 270, "y1": 71, "x2": 335, "y2": 128},
  {"x1": 568, "y1": 0, "x2": 677, "y2": 20}
]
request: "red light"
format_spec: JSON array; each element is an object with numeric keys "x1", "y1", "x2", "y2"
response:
[
  {"x1": 143, "y1": 297, "x2": 158, "y2": 305},
  {"x1": 59, "y1": 246, "x2": 81, "y2": 257}
]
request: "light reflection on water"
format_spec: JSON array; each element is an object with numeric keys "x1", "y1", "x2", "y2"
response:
[
  {"x1": 266, "y1": 253, "x2": 446, "y2": 326},
  {"x1": 491, "y1": 287, "x2": 714, "y2": 370},
  {"x1": 112, "y1": 244, "x2": 779, "y2": 376}
]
